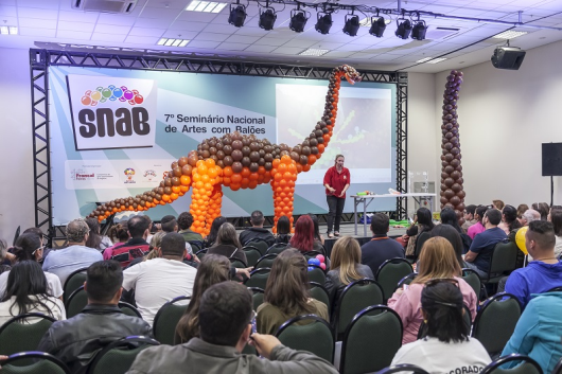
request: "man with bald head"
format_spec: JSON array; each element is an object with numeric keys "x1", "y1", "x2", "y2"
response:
[
  {"x1": 42, "y1": 218, "x2": 103, "y2": 285},
  {"x1": 521, "y1": 209, "x2": 541, "y2": 226}
]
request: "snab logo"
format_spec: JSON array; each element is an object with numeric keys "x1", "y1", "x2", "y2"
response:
[{"x1": 68, "y1": 75, "x2": 157, "y2": 151}]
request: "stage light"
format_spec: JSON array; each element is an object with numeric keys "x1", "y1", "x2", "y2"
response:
[
  {"x1": 342, "y1": 14, "x2": 360, "y2": 37},
  {"x1": 411, "y1": 20, "x2": 428, "y2": 40},
  {"x1": 395, "y1": 18, "x2": 412, "y2": 39},
  {"x1": 315, "y1": 12, "x2": 333, "y2": 35},
  {"x1": 228, "y1": 3, "x2": 247, "y2": 27},
  {"x1": 369, "y1": 16, "x2": 386, "y2": 37},
  {"x1": 290, "y1": 8, "x2": 310, "y2": 33},
  {"x1": 259, "y1": 7, "x2": 277, "y2": 30}
]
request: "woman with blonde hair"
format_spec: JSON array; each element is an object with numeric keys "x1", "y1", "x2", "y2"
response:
[
  {"x1": 388, "y1": 237, "x2": 477, "y2": 344},
  {"x1": 324, "y1": 236, "x2": 373, "y2": 300},
  {"x1": 257, "y1": 249, "x2": 329, "y2": 335}
]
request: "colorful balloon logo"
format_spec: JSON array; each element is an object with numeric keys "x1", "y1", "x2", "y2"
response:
[{"x1": 81, "y1": 85, "x2": 143, "y2": 106}]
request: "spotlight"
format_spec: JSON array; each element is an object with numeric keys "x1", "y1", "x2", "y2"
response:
[
  {"x1": 228, "y1": 3, "x2": 247, "y2": 27},
  {"x1": 259, "y1": 7, "x2": 277, "y2": 30},
  {"x1": 411, "y1": 20, "x2": 428, "y2": 40},
  {"x1": 369, "y1": 16, "x2": 386, "y2": 37},
  {"x1": 289, "y1": 9, "x2": 310, "y2": 33},
  {"x1": 315, "y1": 12, "x2": 333, "y2": 35},
  {"x1": 342, "y1": 14, "x2": 360, "y2": 37},
  {"x1": 395, "y1": 18, "x2": 412, "y2": 39}
]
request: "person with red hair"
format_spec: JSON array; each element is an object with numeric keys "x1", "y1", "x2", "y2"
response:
[{"x1": 289, "y1": 216, "x2": 328, "y2": 263}]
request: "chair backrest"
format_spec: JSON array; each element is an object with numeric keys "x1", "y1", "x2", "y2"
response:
[
  {"x1": 195, "y1": 248, "x2": 208, "y2": 261},
  {"x1": 255, "y1": 254, "x2": 277, "y2": 269},
  {"x1": 246, "y1": 239, "x2": 268, "y2": 256},
  {"x1": 307, "y1": 265, "x2": 326, "y2": 284},
  {"x1": 0, "y1": 313, "x2": 57, "y2": 356},
  {"x1": 87, "y1": 336, "x2": 159, "y2": 374},
  {"x1": 548, "y1": 286, "x2": 562, "y2": 292},
  {"x1": 481, "y1": 354, "x2": 542, "y2": 374},
  {"x1": 244, "y1": 268, "x2": 271, "y2": 289},
  {"x1": 376, "y1": 364, "x2": 430, "y2": 374},
  {"x1": 302, "y1": 250, "x2": 323, "y2": 261},
  {"x1": 340, "y1": 306, "x2": 403, "y2": 374},
  {"x1": 553, "y1": 356, "x2": 562, "y2": 374},
  {"x1": 489, "y1": 241, "x2": 519, "y2": 276},
  {"x1": 65, "y1": 285, "x2": 88, "y2": 318},
  {"x1": 248, "y1": 287, "x2": 265, "y2": 311},
  {"x1": 188, "y1": 240, "x2": 204, "y2": 253},
  {"x1": 308, "y1": 282, "x2": 331, "y2": 315},
  {"x1": 462, "y1": 268, "x2": 482, "y2": 298},
  {"x1": 376, "y1": 258, "x2": 413, "y2": 301},
  {"x1": 152, "y1": 296, "x2": 191, "y2": 345},
  {"x1": 63, "y1": 267, "x2": 88, "y2": 303},
  {"x1": 0, "y1": 351, "x2": 70, "y2": 374},
  {"x1": 118, "y1": 301, "x2": 142, "y2": 319},
  {"x1": 472, "y1": 293, "x2": 521, "y2": 355},
  {"x1": 230, "y1": 259, "x2": 248, "y2": 269},
  {"x1": 266, "y1": 243, "x2": 289, "y2": 255},
  {"x1": 276, "y1": 315, "x2": 334, "y2": 362},
  {"x1": 243, "y1": 247, "x2": 262, "y2": 267},
  {"x1": 396, "y1": 272, "x2": 417, "y2": 290},
  {"x1": 335, "y1": 279, "x2": 384, "y2": 335}
]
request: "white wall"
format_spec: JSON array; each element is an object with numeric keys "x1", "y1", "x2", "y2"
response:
[{"x1": 435, "y1": 39, "x2": 562, "y2": 209}]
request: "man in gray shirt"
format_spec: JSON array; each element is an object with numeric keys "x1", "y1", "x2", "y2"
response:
[{"x1": 127, "y1": 282, "x2": 338, "y2": 374}]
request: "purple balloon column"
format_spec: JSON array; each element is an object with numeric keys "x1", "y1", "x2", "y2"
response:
[{"x1": 440, "y1": 70, "x2": 466, "y2": 225}]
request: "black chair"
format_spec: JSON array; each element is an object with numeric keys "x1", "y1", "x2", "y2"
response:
[
  {"x1": 0, "y1": 351, "x2": 70, "y2": 374},
  {"x1": 255, "y1": 254, "x2": 277, "y2": 269},
  {"x1": 195, "y1": 248, "x2": 208, "y2": 261},
  {"x1": 266, "y1": 243, "x2": 289, "y2": 255},
  {"x1": 302, "y1": 250, "x2": 324, "y2": 261},
  {"x1": 248, "y1": 287, "x2": 265, "y2": 311},
  {"x1": 243, "y1": 246, "x2": 262, "y2": 267},
  {"x1": 340, "y1": 306, "x2": 403, "y2": 374},
  {"x1": 246, "y1": 239, "x2": 269, "y2": 256},
  {"x1": 396, "y1": 272, "x2": 417, "y2": 290},
  {"x1": 376, "y1": 258, "x2": 413, "y2": 301},
  {"x1": 547, "y1": 286, "x2": 562, "y2": 292},
  {"x1": 472, "y1": 293, "x2": 521, "y2": 356},
  {"x1": 152, "y1": 296, "x2": 191, "y2": 345},
  {"x1": 230, "y1": 259, "x2": 248, "y2": 269},
  {"x1": 485, "y1": 241, "x2": 519, "y2": 285},
  {"x1": 63, "y1": 267, "x2": 89, "y2": 303},
  {"x1": 462, "y1": 268, "x2": 483, "y2": 299},
  {"x1": 65, "y1": 285, "x2": 88, "y2": 318},
  {"x1": 244, "y1": 268, "x2": 271, "y2": 290},
  {"x1": 309, "y1": 282, "x2": 331, "y2": 315},
  {"x1": 188, "y1": 240, "x2": 204, "y2": 253},
  {"x1": 481, "y1": 354, "x2": 542, "y2": 374},
  {"x1": 118, "y1": 301, "x2": 142, "y2": 318},
  {"x1": 276, "y1": 315, "x2": 334, "y2": 362},
  {"x1": 87, "y1": 336, "x2": 159, "y2": 374},
  {"x1": 553, "y1": 356, "x2": 562, "y2": 374},
  {"x1": 307, "y1": 264, "x2": 326, "y2": 284},
  {"x1": 376, "y1": 364, "x2": 430, "y2": 374},
  {"x1": 0, "y1": 313, "x2": 57, "y2": 356}
]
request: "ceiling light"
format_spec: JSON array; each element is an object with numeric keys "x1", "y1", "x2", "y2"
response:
[
  {"x1": 8, "y1": 26, "x2": 17, "y2": 35},
  {"x1": 259, "y1": 7, "x2": 277, "y2": 31},
  {"x1": 299, "y1": 49, "x2": 330, "y2": 56},
  {"x1": 395, "y1": 19, "x2": 412, "y2": 39},
  {"x1": 157, "y1": 38, "x2": 190, "y2": 47},
  {"x1": 360, "y1": 17, "x2": 391, "y2": 27},
  {"x1": 416, "y1": 57, "x2": 432, "y2": 63},
  {"x1": 164, "y1": 39, "x2": 175, "y2": 46},
  {"x1": 195, "y1": 1, "x2": 209, "y2": 11},
  {"x1": 179, "y1": 40, "x2": 189, "y2": 47},
  {"x1": 411, "y1": 20, "x2": 428, "y2": 40},
  {"x1": 493, "y1": 30, "x2": 528, "y2": 39},
  {"x1": 315, "y1": 12, "x2": 333, "y2": 35},
  {"x1": 203, "y1": 2, "x2": 217, "y2": 12},
  {"x1": 343, "y1": 14, "x2": 360, "y2": 37},
  {"x1": 369, "y1": 16, "x2": 387, "y2": 37},
  {"x1": 157, "y1": 38, "x2": 166, "y2": 46},
  {"x1": 427, "y1": 57, "x2": 447, "y2": 64},
  {"x1": 0, "y1": 26, "x2": 8, "y2": 35},
  {"x1": 172, "y1": 39, "x2": 181, "y2": 47},
  {"x1": 228, "y1": 3, "x2": 247, "y2": 27},
  {"x1": 186, "y1": 1, "x2": 227, "y2": 13},
  {"x1": 289, "y1": 9, "x2": 310, "y2": 33},
  {"x1": 0, "y1": 25, "x2": 17, "y2": 35}
]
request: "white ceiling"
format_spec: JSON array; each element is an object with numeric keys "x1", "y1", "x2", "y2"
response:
[{"x1": 1, "y1": 0, "x2": 562, "y2": 73}]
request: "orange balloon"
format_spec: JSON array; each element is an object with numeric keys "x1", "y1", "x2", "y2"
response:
[
  {"x1": 248, "y1": 180, "x2": 258, "y2": 189},
  {"x1": 223, "y1": 166, "x2": 233, "y2": 177},
  {"x1": 283, "y1": 171, "x2": 293, "y2": 180},
  {"x1": 180, "y1": 175, "x2": 191, "y2": 185},
  {"x1": 272, "y1": 159, "x2": 280, "y2": 168},
  {"x1": 308, "y1": 154, "x2": 317, "y2": 164},
  {"x1": 205, "y1": 158, "x2": 215, "y2": 168},
  {"x1": 303, "y1": 164, "x2": 311, "y2": 172},
  {"x1": 274, "y1": 173, "x2": 282, "y2": 181},
  {"x1": 162, "y1": 194, "x2": 171, "y2": 202},
  {"x1": 180, "y1": 185, "x2": 189, "y2": 193},
  {"x1": 278, "y1": 163, "x2": 287, "y2": 173},
  {"x1": 192, "y1": 173, "x2": 201, "y2": 183},
  {"x1": 296, "y1": 164, "x2": 303, "y2": 173},
  {"x1": 281, "y1": 155, "x2": 292, "y2": 164},
  {"x1": 231, "y1": 184, "x2": 240, "y2": 191},
  {"x1": 171, "y1": 193, "x2": 179, "y2": 200},
  {"x1": 201, "y1": 174, "x2": 210, "y2": 183},
  {"x1": 323, "y1": 134, "x2": 330, "y2": 142},
  {"x1": 258, "y1": 166, "x2": 266, "y2": 175},
  {"x1": 208, "y1": 167, "x2": 218, "y2": 179},
  {"x1": 223, "y1": 177, "x2": 231, "y2": 186},
  {"x1": 287, "y1": 163, "x2": 297, "y2": 173},
  {"x1": 231, "y1": 174, "x2": 242, "y2": 183},
  {"x1": 241, "y1": 178, "x2": 250, "y2": 188},
  {"x1": 318, "y1": 144, "x2": 325, "y2": 153},
  {"x1": 249, "y1": 172, "x2": 259, "y2": 181},
  {"x1": 172, "y1": 186, "x2": 181, "y2": 194},
  {"x1": 241, "y1": 167, "x2": 251, "y2": 178}
]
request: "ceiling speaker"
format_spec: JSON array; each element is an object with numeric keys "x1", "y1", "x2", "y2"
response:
[{"x1": 491, "y1": 46, "x2": 526, "y2": 70}]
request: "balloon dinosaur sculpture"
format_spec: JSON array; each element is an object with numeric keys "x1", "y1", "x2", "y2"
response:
[
  {"x1": 89, "y1": 65, "x2": 362, "y2": 235},
  {"x1": 440, "y1": 70, "x2": 466, "y2": 224}
]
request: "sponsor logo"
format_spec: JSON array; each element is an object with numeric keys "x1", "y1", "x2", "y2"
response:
[
  {"x1": 70, "y1": 169, "x2": 95, "y2": 180},
  {"x1": 81, "y1": 85, "x2": 144, "y2": 107},
  {"x1": 143, "y1": 169, "x2": 157, "y2": 181},
  {"x1": 124, "y1": 168, "x2": 136, "y2": 184}
]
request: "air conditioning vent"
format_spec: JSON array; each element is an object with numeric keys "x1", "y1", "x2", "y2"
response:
[{"x1": 71, "y1": 0, "x2": 137, "y2": 14}]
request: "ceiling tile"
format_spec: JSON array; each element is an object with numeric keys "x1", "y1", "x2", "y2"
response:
[
  {"x1": 58, "y1": 21, "x2": 96, "y2": 33},
  {"x1": 133, "y1": 17, "x2": 176, "y2": 28},
  {"x1": 280, "y1": 38, "x2": 316, "y2": 48},
  {"x1": 128, "y1": 27, "x2": 166, "y2": 37},
  {"x1": 184, "y1": 40, "x2": 221, "y2": 49},
  {"x1": 17, "y1": 0, "x2": 60, "y2": 10},
  {"x1": 58, "y1": 11, "x2": 99, "y2": 23},
  {"x1": 161, "y1": 31, "x2": 198, "y2": 39},
  {"x1": 17, "y1": 7, "x2": 58, "y2": 19},
  {"x1": 202, "y1": 23, "x2": 236, "y2": 34},
  {"x1": 125, "y1": 35, "x2": 161, "y2": 44},
  {"x1": 97, "y1": 14, "x2": 137, "y2": 26},
  {"x1": 94, "y1": 24, "x2": 132, "y2": 34},
  {"x1": 225, "y1": 34, "x2": 261, "y2": 43},
  {"x1": 19, "y1": 17, "x2": 57, "y2": 29},
  {"x1": 323, "y1": 51, "x2": 356, "y2": 58},
  {"x1": 195, "y1": 32, "x2": 230, "y2": 42},
  {"x1": 19, "y1": 27, "x2": 56, "y2": 37},
  {"x1": 169, "y1": 20, "x2": 208, "y2": 32},
  {"x1": 244, "y1": 44, "x2": 277, "y2": 53},
  {"x1": 177, "y1": 12, "x2": 218, "y2": 22},
  {"x1": 272, "y1": 46, "x2": 303, "y2": 55},
  {"x1": 219, "y1": 42, "x2": 250, "y2": 51},
  {"x1": 0, "y1": 4, "x2": 16, "y2": 17},
  {"x1": 138, "y1": 6, "x2": 183, "y2": 19},
  {"x1": 56, "y1": 30, "x2": 93, "y2": 40},
  {"x1": 254, "y1": 37, "x2": 287, "y2": 46},
  {"x1": 91, "y1": 33, "x2": 126, "y2": 43}
]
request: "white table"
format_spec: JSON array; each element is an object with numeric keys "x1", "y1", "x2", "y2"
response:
[{"x1": 351, "y1": 193, "x2": 437, "y2": 236}]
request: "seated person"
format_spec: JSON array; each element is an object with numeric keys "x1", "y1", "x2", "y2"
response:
[
  {"x1": 38, "y1": 260, "x2": 152, "y2": 373},
  {"x1": 239, "y1": 210, "x2": 275, "y2": 247},
  {"x1": 467, "y1": 205, "x2": 489, "y2": 240},
  {"x1": 208, "y1": 222, "x2": 248, "y2": 265},
  {"x1": 127, "y1": 282, "x2": 338, "y2": 373},
  {"x1": 505, "y1": 220, "x2": 562, "y2": 309},
  {"x1": 273, "y1": 215, "x2": 292, "y2": 245},
  {"x1": 177, "y1": 212, "x2": 204, "y2": 243},
  {"x1": 361, "y1": 213, "x2": 404, "y2": 276},
  {"x1": 105, "y1": 216, "x2": 150, "y2": 268},
  {"x1": 464, "y1": 209, "x2": 507, "y2": 278}
]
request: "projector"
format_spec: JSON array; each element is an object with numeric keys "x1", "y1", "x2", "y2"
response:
[{"x1": 491, "y1": 46, "x2": 526, "y2": 70}]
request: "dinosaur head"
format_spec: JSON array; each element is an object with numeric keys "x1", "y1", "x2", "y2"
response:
[{"x1": 342, "y1": 65, "x2": 361, "y2": 85}]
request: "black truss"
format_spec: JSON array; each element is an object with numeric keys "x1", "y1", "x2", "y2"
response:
[{"x1": 29, "y1": 49, "x2": 408, "y2": 244}]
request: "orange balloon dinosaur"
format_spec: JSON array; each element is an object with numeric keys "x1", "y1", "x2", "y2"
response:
[{"x1": 89, "y1": 65, "x2": 362, "y2": 235}]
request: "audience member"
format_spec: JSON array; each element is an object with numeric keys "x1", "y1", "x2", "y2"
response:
[
  {"x1": 325, "y1": 236, "x2": 373, "y2": 305},
  {"x1": 501, "y1": 291, "x2": 562, "y2": 374},
  {"x1": 160, "y1": 215, "x2": 178, "y2": 233},
  {"x1": 290, "y1": 215, "x2": 325, "y2": 255},
  {"x1": 521, "y1": 209, "x2": 541, "y2": 226},
  {"x1": 309, "y1": 214, "x2": 325, "y2": 246},
  {"x1": 175, "y1": 254, "x2": 231, "y2": 344},
  {"x1": 500, "y1": 204, "x2": 522, "y2": 234},
  {"x1": 103, "y1": 223, "x2": 130, "y2": 260},
  {"x1": 411, "y1": 207, "x2": 435, "y2": 261},
  {"x1": 464, "y1": 209, "x2": 507, "y2": 278},
  {"x1": 429, "y1": 224, "x2": 465, "y2": 267},
  {"x1": 492, "y1": 199, "x2": 505, "y2": 211},
  {"x1": 38, "y1": 260, "x2": 152, "y2": 373},
  {"x1": 361, "y1": 213, "x2": 404, "y2": 276},
  {"x1": 388, "y1": 237, "x2": 477, "y2": 344},
  {"x1": 0, "y1": 232, "x2": 62, "y2": 298},
  {"x1": 177, "y1": 212, "x2": 203, "y2": 243},
  {"x1": 505, "y1": 221, "x2": 562, "y2": 308},
  {"x1": 0, "y1": 261, "x2": 65, "y2": 325},
  {"x1": 391, "y1": 282, "x2": 491, "y2": 372},
  {"x1": 0, "y1": 239, "x2": 12, "y2": 271},
  {"x1": 122, "y1": 232, "x2": 197, "y2": 325},
  {"x1": 127, "y1": 282, "x2": 338, "y2": 374},
  {"x1": 274, "y1": 215, "x2": 292, "y2": 245},
  {"x1": 42, "y1": 219, "x2": 103, "y2": 286},
  {"x1": 239, "y1": 210, "x2": 275, "y2": 247},
  {"x1": 257, "y1": 249, "x2": 329, "y2": 335},
  {"x1": 203, "y1": 216, "x2": 227, "y2": 248},
  {"x1": 106, "y1": 216, "x2": 151, "y2": 267},
  {"x1": 440, "y1": 208, "x2": 472, "y2": 253},
  {"x1": 85, "y1": 217, "x2": 113, "y2": 252},
  {"x1": 208, "y1": 222, "x2": 248, "y2": 265},
  {"x1": 461, "y1": 204, "x2": 477, "y2": 233},
  {"x1": 22, "y1": 227, "x2": 47, "y2": 262},
  {"x1": 467, "y1": 205, "x2": 488, "y2": 240},
  {"x1": 516, "y1": 203, "x2": 529, "y2": 220},
  {"x1": 532, "y1": 202, "x2": 550, "y2": 221},
  {"x1": 548, "y1": 205, "x2": 562, "y2": 258}
]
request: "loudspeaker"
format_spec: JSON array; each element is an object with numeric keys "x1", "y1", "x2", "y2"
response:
[
  {"x1": 542, "y1": 143, "x2": 562, "y2": 176},
  {"x1": 491, "y1": 46, "x2": 526, "y2": 70}
]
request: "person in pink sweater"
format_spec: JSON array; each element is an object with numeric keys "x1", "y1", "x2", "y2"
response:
[{"x1": 388, "y1": 237, "x2": 477, "y2": 344}]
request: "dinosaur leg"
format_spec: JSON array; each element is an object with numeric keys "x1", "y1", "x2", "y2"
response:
[
  {"x1": 271, "y1": 155, "x2": 297, "y2": 233},
  {"x1": 206, "y1": 183, "x2": 223, "y2": 234},
  {"x1": 189, "y1": 159, "x2": 222, "y2": 236}
]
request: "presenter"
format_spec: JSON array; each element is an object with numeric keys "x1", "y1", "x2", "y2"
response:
[{"x1": 323, "y1": 154, "x2": 350, "y2": 238}]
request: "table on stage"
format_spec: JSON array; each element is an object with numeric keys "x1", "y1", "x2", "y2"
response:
[{"x1": 351, "y1": 193, "x2": 437, "y2": 236}]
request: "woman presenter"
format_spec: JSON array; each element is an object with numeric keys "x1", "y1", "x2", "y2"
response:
[{"x1": 323, "y1": 154, "x2": 350, "y2": 238}]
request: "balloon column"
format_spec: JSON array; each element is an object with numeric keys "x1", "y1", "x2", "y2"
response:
[
  {"x1": 88, "y1": 65, "x2": 363, "y2": 235},
  {"x1": 440, "y1": 70, "x2": 466, "y2": 225}
]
